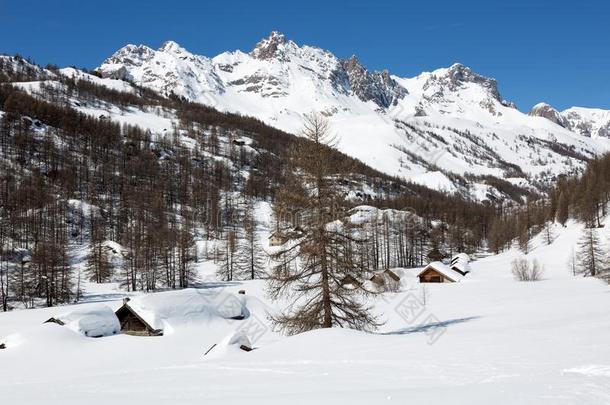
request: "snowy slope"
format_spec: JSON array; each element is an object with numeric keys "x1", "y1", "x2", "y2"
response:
[
  {"x1": 96, "y1": 32, "x2": 610, "y2": 193},
  {"x1": 59, "y1": 67, "x2": 137, "y2": 94},
  {"x1": 2, "y1": 220, "x2": 610, "y2": 404}
]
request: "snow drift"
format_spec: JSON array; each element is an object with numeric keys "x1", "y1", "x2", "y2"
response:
[{"x1": 46, "y1": 305, "x2": 120, "y2": 338}]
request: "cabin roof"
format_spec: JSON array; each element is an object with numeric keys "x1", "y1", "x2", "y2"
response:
[
  {"x1": 451, "y1": 261, "x2": 471, "y2": 274},
  {"x1": 451, "y1": 253, "x2": 471, "y2": 264},
  {"x1": 382, "y1": 269, "x2": 400, "y2": 281},
  {"x1": 418, "y1": 262, "x2": 464, "y2": 282},
  {"x1": 450, "y1": 253, "x2": 471, "y2": 274},
  {"x1": 369, "y1": 269, "x2": 401, "y2": 284}
]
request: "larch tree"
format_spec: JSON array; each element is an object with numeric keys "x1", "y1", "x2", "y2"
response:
[
  {"x1": 240, "y1": 201, "x2": 267, "y2": 280},
  {"x1": 218, "y1": 229, "x2": 238, "y2": 282},
  {"x1": 577, "y1": 227, "x2": 605, "y2": 277},
  {"x1": 267, "y1": 112, "x2": 379, "y2": 335},
  {"x1": 86, "y1": 207, "x2": 113, "y2": 283},
  {"x1": 556, "y1": 190, "x2": 569, "y2": 226}
]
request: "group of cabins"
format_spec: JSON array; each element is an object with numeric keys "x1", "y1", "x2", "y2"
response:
[
  {"x1": 269, "y1": 229, "x2": 473, "y2": 285},
  {"x1": 341, "y1": 253, "x2": 472, "y2": 289},
  {"x1": 43, "y1": 247, "x2": 471, "y2": 339},
  {"x1": 48, "y1": 292, "x2": 245, "y2": 338}
]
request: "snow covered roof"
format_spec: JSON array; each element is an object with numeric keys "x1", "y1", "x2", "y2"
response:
[
  {"x1": 451, "y1": 253, "x2": 470, "y2": 263},
  {"x1": 418, "y1": 262, "x2": 464, "y2": 282},
  {"x1": 451, "y1": 253, "x2": 472, "y2": 275},
  {"x1": 370, "y1": 269, "x2": 400, "y2": 282},
  {"x1": 45, "y1": 305, "x2": 120, "y2": 338},
  {"x1": 123, "y1": 289, "x2": 248, "y2": 331}
]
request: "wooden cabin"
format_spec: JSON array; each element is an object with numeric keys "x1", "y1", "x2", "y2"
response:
[
  {"x1": 418, "y1": 262, "x2": 462, "y2": 283},
  {"x1": 369, "y1": 269, "x2": 401, "y2": 289},
  {"x1": 115, "y1": 298, "x2": 163, "y2": 336},
  {"x1": 340, "y1": 275, "x2": 362, "y2": 288}
]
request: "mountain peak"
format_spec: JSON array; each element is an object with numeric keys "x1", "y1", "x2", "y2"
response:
[
  {"x1": 528, "y1": 102, "x2": 568, "y2": 127},
  {"x1": 429, "y1": 63, "x2": 503, "y2": 102},
  {"x1": 159, "y1": 40, "x2": 188, "y2": 54},
  {"x1": 250, "y1": 31, "x2": 296, "y2": 60},
  {"x1": 267, "y1": 31, "x2": 287, "y2": 43}
]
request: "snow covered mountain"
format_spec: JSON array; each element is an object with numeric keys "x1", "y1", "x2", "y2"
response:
[
  {"x1": 528, "y1": 102, "x2": 610, "y2": 138},
  {"x1": 560, "y1": 107, "x2": 610, "y2": 138},
  {"x1": 96, "y1": 32, "x2": 610, "y2": 196},
  {"x1": 96, "y1": 33, "x2": 608, "y2": 196}
]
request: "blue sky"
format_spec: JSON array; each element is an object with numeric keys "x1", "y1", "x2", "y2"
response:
[{"x1": 1, "y1": 0, "x2": 609, "y2": 111}]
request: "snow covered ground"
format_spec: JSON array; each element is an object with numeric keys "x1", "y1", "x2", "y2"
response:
[{"x1": 1, "y1": 220, "x2": 610, "y2": 404}]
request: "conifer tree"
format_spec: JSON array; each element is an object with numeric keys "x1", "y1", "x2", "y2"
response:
[{"x1": 267, "y1": 113, "x2": 379, "y2": 334}]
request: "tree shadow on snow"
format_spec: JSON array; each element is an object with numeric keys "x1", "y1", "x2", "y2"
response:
[
  {"x1": 382, "y1": 316, "x2": 481, "y2": 336},
  {"x1": 79, "y1": 292, "x2": 132, "y2": 304},
  {"x1": 190, "y1": 281, "x2": 244, "y2": 290}
]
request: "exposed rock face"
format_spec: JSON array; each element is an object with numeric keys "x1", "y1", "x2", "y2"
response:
[
  {"x1": 340, "y1": 56, "x2": 407, "y2": 108},
  {"x1": 418, "y1": 63, "x2": 514, "y2": 115},
  {"x1": 97, "y1": 31, "x2": 407, "y2": 110},
  {"x1": 250, "y1": 31, "x2": 296, "y2": 61},
  {"x1": 528, "y1": 102, "x2": 568, "y2": 128},
  {"x1": 501, "y1": 100, "x2": 517, "y2": 109},
  {"x1": 447, "y1": 64, "x2": 501, "y2": 100},
  {"x1": 424, "y1": 63, "x2": 502, "y2": 102},
  {"x1": 528, "y1": 103, "x2": 610, "y2": 137}
]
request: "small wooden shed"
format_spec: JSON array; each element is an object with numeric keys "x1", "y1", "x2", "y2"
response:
[
  {"x1": 418, "y1": 262, "x2": 462, "y2": 283},
  {"x1": 115, "y1": 298, "x2": 163, "y2": 336},
  {"x1": 340, "y1": 274, "x2": 362, "y2": 288},
  {"x1": 369, "y1": 269, "x2": 401, "y2": 289}
]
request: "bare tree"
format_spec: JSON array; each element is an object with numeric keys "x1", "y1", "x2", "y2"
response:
[
  {"x1": 267, "y1": 113, "x2": 379, "y2": 334},
  {"x1": 218, "y1": 230, "x2": 238, "y2": 282},
  {"x1": 542, "y1": 221, "x2": 556, "y2": 245},
  {"x1": 577, "y1": 227, "x2": 605, "y2": 277},
  {"x1": 240, "y1": 202, "x2": 267, "y2": 280},
  {"x1": 511, "y1": 257, "x2": 544, "y2": 282},
  {"x1": 567, "y1": 247, "x2": 578, "y2": 277}
]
